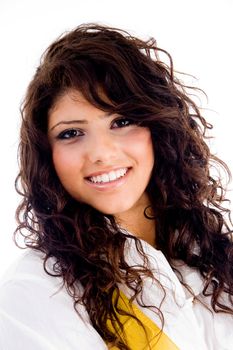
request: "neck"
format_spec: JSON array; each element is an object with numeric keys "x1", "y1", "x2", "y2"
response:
[{"x1": 114, "y1": 199, "x2": 156, "y2": 247}]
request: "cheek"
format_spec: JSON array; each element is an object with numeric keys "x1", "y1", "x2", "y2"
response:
[
  {"x1": 52, "y1": 146, "x2": 82, "y2": 181},
  {"x1": 124, "y1": 128, "x2": 154, "y2": 165}
]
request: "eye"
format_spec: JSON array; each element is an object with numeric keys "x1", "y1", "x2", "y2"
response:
[
  {"x1": 57, "y1": 128, "x2": 84, "y2": 140},
  {"x1": 111, "y1": 117, "x2": 136, "y2": 129}
]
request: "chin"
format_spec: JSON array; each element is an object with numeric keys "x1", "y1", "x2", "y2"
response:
[{"x1": 94, "y1": 203, "x2": 134, "y2": 217}]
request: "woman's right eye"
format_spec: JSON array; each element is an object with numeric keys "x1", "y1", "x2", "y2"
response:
[{"x1": 57, "y1": 129, "x2": 83, "y2": 140}]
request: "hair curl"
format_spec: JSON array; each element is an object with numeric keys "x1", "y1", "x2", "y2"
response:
[{"x1": 15, "y1": 23, "x2": 233, "y2": 349}]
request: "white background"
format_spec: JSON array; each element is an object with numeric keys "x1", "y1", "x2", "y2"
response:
[{"x1": 0, "y1": 0, "x2": 232, "y2": 277}]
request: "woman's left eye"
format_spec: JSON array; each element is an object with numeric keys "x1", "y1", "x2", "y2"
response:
[{"x1": 111, "y1": 117, "x2": 136, "y2": 129}]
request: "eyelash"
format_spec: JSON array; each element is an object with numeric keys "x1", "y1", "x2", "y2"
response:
[
  {"x1": 56, "y1": 117, "x2": 136, "y2": 140},
  {"x1": 111, "y1": 117, "x2": 135, "y2": 128},
  {"x1": 57, "y1": 128, "x2": 83, "y2": 140}
]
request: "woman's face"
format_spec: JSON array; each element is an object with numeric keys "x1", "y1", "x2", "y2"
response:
[{"x1": 48, "y1": 90, "x2": 154, "y2": 217}]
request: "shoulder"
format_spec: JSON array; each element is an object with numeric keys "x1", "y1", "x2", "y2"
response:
[
  {"x1": 0, "y1": 249, "x2": 107, "y2": 350},
  {"x1": 0, "y1": 249, "x2": 66, "y2": 309},
  {"x1": 174, "y1": 261, "x2": 233, "y2": 349}
]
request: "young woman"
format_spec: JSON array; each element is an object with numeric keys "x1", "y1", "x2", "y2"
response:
[{"x1": 0, "y1": 23, "x2": 233, "y2": 350}]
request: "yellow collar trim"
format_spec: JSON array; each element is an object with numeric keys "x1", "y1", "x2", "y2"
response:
[{"x1": 107, "y1": 290, "x2": 180, "y2": 349}]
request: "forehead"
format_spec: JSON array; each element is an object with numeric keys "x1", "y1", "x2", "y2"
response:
[
  {"x1": 48, "y1": 90, "x2": 115, "y2": 132},
  {"x1": 50, "y1": 90, "x2": 87, "y2": 113},
  {"x1": 50, "y1": 86, "x2": 112, "y2": 114},
  {"x1": 48, "y1": 90, "x2": 94, "y2": 125}
]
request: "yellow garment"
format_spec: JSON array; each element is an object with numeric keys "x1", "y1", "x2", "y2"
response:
[{"x1": 107, "y1": 291, "x2": 179, "y2": 349}]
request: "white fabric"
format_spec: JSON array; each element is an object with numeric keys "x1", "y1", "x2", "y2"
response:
[
  {"x1": 122, "y1": 238, "x2": 233, "y2": 350},
  {"x1": 0, "y1": 238, "x2": 232, "y2": 349}
]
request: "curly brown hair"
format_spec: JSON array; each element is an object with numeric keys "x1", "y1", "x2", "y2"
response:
[{"x1": 15, "y1": 23, "x2": 233, "y2": 349}]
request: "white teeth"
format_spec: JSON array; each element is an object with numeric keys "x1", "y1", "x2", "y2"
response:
[
  {"x1": 102, "y1": 174, "x2": 109, "y2": 182},
  {"x1": 116, "y1": 170, "x2": 121, "y2": 178},
  {"x1": 109, "y1": 171, "x2": 117, "y2": 181},
  {"x1": 89, "y1": 168, "x2": 128, "y2": 184}
]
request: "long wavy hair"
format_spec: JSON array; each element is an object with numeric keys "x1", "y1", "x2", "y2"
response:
[{"x1": 15, "y1": 23, "x2": 233, "y2": 349}]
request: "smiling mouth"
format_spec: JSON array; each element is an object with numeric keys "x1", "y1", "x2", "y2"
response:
[{"x1": 86, "y1": 167, "x2": 130, "y2": 184}]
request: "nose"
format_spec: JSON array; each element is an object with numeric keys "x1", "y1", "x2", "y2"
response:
[{"x1": 86, "y1": 133, "x2": 119, "y2": 164}]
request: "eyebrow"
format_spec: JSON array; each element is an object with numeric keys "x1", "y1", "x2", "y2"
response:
[
  {"x1": 49, "y1": 119, "x2": 88, "y2": 132},
  {"x1": 49, "y1": 112, "x2": 115, "y2": 132}
]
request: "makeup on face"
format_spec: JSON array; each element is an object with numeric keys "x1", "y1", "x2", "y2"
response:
[{"x1": 48, "y1": 90, "x2": 154, "y2": 218}]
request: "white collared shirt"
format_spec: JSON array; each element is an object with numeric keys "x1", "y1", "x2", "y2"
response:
[{"x1": 0, "y1": 238, "x2": 232, "y2": 349}]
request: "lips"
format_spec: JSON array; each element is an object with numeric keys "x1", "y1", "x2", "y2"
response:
[
  {"x1": 87, "y1": 167, "x2": 128, "y2": 184},
  {"x1": 84, "y1": 167, "x2": 131, "y2": 191},
  {"x1": 85, "y1": 167, "x2": 131, "y2": 178}
]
